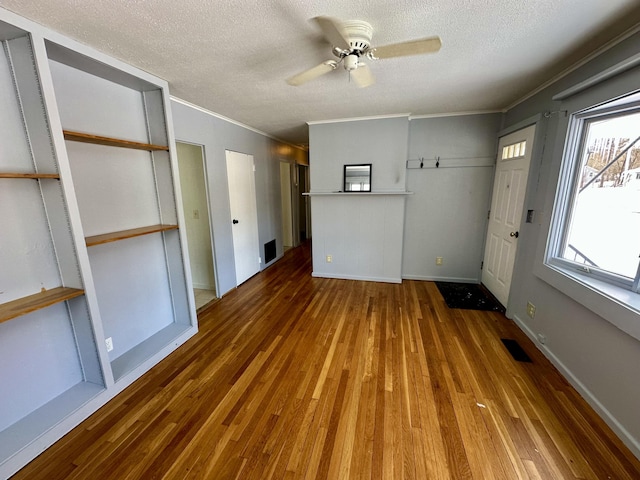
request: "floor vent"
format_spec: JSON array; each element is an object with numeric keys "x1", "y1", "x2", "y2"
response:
[{"x1": 500, "y1": 338, "x2": 532, "y2": 363}]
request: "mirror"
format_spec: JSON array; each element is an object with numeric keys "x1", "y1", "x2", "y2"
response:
[{"x1": 344, "y1": 164, "x2": 372, "y2": 192}]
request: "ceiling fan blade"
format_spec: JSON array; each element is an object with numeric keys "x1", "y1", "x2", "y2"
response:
[
  {"x1": 312, "y1": 16, "x2": 350, "y2": 50},
  {"x1": 352, "y1": 63, "x2": 375, "y2": 88},
  {"x1": 369, "y1": 36, "x2": 442, "y2": 59},
  {"x1": 286, "y1": 61, "x2": 337, "y2": 86}
]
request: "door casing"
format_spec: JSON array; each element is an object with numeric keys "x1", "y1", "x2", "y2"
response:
[
  {"x1": 226, "y1": 150, "x2": 260, "y2": 286},
  {"x1": 482, "y1": 124, "x2": 536, "y2": 306}
]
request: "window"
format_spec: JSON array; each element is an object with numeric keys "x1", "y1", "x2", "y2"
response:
[
  {"x1": 502, "y1": 140, "x2": 526, "y2": 160},
  {"x1": 548, "y1": 91, "x2": 640, "y2": 293}
]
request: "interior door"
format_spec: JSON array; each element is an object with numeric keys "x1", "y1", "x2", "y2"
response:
[
  {"x1": 482, "y1": 124, "x2": 536, "y2": 306},
  {"x1": 280, "y1": 161, "x2": 293, "y2": 248},
  {"x1": 226, "y1": 150, "x2": 260, "y2": 285}
]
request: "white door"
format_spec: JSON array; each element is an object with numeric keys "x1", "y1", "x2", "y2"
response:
[
  {"x1": 226, "y1": 150, "x2": 260, "y2": 285},
  {"x1": 482, "y1": 124, "x2": 536, "y2": 306}
]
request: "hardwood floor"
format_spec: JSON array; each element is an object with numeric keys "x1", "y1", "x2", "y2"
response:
[{"x1": 13, "y1": 243, "x2": 640, "y2": 479}]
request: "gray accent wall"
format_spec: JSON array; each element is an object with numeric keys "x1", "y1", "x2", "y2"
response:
[
  {"x1": 308, "y1": 116, "x2": 409, "y2": 283},
  {"x1": 309, "y1": 116, "x2": 409, "y2": 192},
  {"x1": 171, "y1": 100, "x2": 306, "y2": 296},
  {"x1": 403, "y1": 114, "x2": 501, "y2": 282},
  {"x1": 308, "y1": 113, "x2": 502, "y2": 284},
  {"x1": 503, "y1": 31, "x2": 640, "y2": 457}
]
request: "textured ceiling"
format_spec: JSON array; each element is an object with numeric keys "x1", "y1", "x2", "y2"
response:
[{"x1": 1, "y1": 1, "x2": 639, "y2": 146}]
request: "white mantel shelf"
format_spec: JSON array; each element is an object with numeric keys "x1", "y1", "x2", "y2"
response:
[{"x1": 303, "y1": 191, "x2": 413, "y2": 196}]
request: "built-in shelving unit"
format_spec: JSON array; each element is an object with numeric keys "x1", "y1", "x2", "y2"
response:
[
  {"x1": 47, "y1": 35, "x2": 197, "y2": 386},
  {"x1": 0, "y1": 18, "x2": 106, "y2": 477},
  {"x1": 0, "y1": 287, "x2": 85, "y2": 324},
  {"x1": 0, "y1": 9, "x2": 197, "y2": 478}
]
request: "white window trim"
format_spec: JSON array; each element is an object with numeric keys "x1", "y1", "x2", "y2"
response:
[{"x1": 532, "y1": 62, "x2": 640, "y2": 342}]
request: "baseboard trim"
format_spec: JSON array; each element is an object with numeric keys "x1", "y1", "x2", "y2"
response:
[
  {"x1": 512, "y1": 314, "x2": 640, "y2": 460},
  {"x1": 312, "y1": 272, "x2": 402, "y2": 284},
  {"x1": 402, "y1": 274, "x2": 479, "y2": 283}
]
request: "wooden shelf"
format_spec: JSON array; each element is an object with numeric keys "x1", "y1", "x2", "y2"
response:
[
  {"x1": 0, "y1": 173, "x2": 60, "y2": 179},
  {"x1": 63, "y1": 130, "x2": 169, "y2": 152},
  {"x1": 85, "y1": 224, "x2": 179, "y2": 247},
  {"x1": 0, "y1": 287, "x2": 85, "y2": 324}
]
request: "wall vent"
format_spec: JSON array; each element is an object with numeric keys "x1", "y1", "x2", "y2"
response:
[{"x1": 264, "y1": 239, "x2": 276, "y2": 264}]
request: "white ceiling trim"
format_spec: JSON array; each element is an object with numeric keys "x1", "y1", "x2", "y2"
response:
[
  {"x1": 170, "y1": 96, "x2": 307, "y2": 152},
  {"x1": 410, "y1": 110, "x2": 503, "y2": 120},
  {"x1": 553, "y1": 52, "x2": 640, "y2": 101},
  {"x1": 307, "y1": 113, "x2": 411, "y2": 125}
]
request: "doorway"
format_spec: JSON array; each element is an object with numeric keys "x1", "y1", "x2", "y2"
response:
[
  {"x1": 280, "y1": 161, "x2": 293, "y2": 252},
  {"x1": 225, "y1": 150, "x2": 260, "y2": 286},
  {"x1": 482, "y1": 124, "x2": 536, "y2": 306},
  {"x1": 176, "y1": 142, "x2": 217, "y2": 310},
  {"x1": 297, "y1": 164, "x2": 310, "y2": 242}
]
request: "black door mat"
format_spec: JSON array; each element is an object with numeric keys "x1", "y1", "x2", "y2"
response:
[
  {"x1": 435, "y1": 282, "x2": 505, "y2": 312},
  {"x1": 501, "y1": 338, "x2": 533, "y2": 363}
]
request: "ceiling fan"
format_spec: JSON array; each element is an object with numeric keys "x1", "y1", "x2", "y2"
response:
[{"x1": 287, "y1": 16, "x2": 442, "y2": 88}]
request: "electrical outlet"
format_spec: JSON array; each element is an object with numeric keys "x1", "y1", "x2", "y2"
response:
[
  {"x1": 526, "y1": 302, "x2": 536, "y2": 318},
  {"x1": 326, "y1": 255, "x2": 332, "y2": 263},
  {"x1": 537, "y1": 333, "x2": 546, "y2": 345},
  {"x1": 105, "y1": 337, "x2": 114, "y2": 352},
  {"x1": 436, "y1": 257, "x2": 443, "y2": 266}
]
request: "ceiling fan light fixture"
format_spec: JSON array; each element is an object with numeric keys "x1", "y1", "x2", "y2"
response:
[
  {"x1": 344, "y1": 54, "x2": 359, "y2": 71},
  {"x1": 287, "y1": 16, "x2": 440, "y2": 88}
]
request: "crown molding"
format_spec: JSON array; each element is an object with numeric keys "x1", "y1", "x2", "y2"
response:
[
  {"x1": 410, "y1": 110, "x2": 502, "y2": 120},
  {"x1": 505, "y1": 22, "x2": 640, "y2": 111},
  {"x1": 170, "y1": 96, "x2": 307, "y2": 153},
  {"x1": 307, "y1": 113, "x2": 411, "y2": 125}
]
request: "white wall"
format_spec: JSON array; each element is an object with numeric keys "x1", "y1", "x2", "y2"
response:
[
  {"x1": 308, "y1": 116, "x2": 409, "y2": 283},
  {"x1": 403, "y1": 114, "x2": 501, "y2": 282},
  {"x1": 503, "y1": 31, "x2": 640, "y2": 458}
]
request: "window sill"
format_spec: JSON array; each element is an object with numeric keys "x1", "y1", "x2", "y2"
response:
[{"x1": 535, "y1": 261, "x2": 640, "y2": 341}]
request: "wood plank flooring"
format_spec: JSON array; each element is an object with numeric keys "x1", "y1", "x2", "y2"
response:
[{"x1": 13, "y1": 243, "x2": 640, "y2": 479}]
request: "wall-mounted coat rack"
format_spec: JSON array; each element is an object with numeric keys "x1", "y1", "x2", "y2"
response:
[{"x1": 406, "y1": 156, "x2": 495, "y2": 169}]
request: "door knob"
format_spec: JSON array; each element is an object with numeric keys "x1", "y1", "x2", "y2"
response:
[
  {"x1": 232, "y1": 219, "x2": 239, "y2": 224},
  {"x1": 510, "y1": 231, "x2": 519, "y2": 238}
]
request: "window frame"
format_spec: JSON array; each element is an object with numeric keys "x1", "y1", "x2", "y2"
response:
[
  {"x1": 546, "y1": 99, "x2": 640, "y2": 293},
  {"x1": 531, "y1": 65, "x2": 640, "y2": 343}
]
